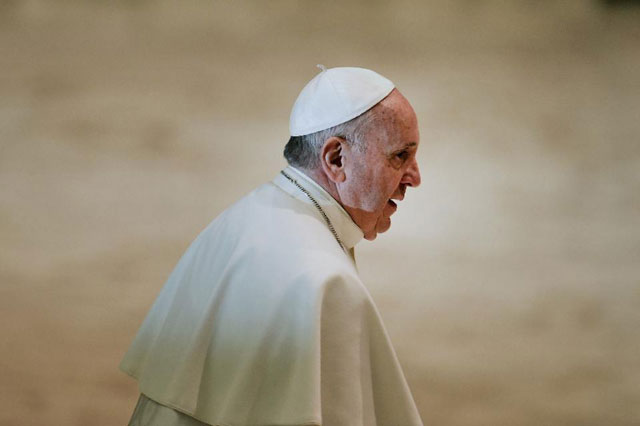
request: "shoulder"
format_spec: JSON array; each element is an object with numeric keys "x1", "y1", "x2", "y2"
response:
[
  {"x1": 183, "y1": 181, "x2": 361, "y2": 288},
  {"x1": 209, "y1": 182, "x2": 349, "y2": 258}
]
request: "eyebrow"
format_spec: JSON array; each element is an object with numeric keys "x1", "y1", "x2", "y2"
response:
[
  {"x1": 393, "y1": 142, "x2": 418, "y2": 152},
  {"x1": 387, "y1": 142, "x2": 418, "y2": 160}
]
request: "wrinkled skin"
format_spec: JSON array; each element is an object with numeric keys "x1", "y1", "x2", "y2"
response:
[{"x1": 309, "y1": 89, "x2": 421, "y2": 240}]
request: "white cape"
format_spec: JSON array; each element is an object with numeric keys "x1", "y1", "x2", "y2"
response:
[{"x1": 120, "y1": 166, "x2": 423, "y2": 426}]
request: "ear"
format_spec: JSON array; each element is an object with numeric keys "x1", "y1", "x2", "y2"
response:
[{"x1": 320, "y1": 137, "x2": 347, "y2": 183}]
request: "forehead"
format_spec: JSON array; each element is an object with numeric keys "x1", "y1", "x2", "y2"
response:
[{"x1": 372, "y1": 105, "x2": 419, "y2": 152}]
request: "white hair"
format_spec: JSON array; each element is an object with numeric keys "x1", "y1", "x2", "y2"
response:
[{"x1": 283, "y1": 107, "x2": 378, "y2": 170}]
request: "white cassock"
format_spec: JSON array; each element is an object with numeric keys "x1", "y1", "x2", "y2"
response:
[{"x1": 120, "y1": 166, "x2": 423, "y2": 426}]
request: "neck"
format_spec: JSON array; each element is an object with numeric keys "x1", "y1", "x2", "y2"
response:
[
  {"x1": 291, "y1": 164, "x2": 372, "y2": 241},
  {"x1": 294, "y1": 166, "x2": 342, "y2": 207}
]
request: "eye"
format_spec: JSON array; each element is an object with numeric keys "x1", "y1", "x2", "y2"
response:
[{"x1": 395, "y1": 150, "x2": 409, "y2": 161}]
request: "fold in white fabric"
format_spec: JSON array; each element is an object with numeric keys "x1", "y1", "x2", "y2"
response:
[
  {"x1": 119, "y1": 166, "x2": 423, "y2": 426},
  {"x1": 128, "y1": 394, "x2": 209, "y2": 426}
]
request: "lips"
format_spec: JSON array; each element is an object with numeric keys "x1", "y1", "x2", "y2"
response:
[
  {"x1": 391, "y1": 193, "x2": 405, "y2": 202},
  {"x1": 387, "y1": 189, "x2": 405, "y2": 214}
]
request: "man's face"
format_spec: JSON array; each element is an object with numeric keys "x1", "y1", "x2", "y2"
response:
[{"x1": 338, "y1": 90, "x2": 421, "y2": 240}]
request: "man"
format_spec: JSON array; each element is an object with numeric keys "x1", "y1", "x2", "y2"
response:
[{"x1": 121, "y1": 66, "x2": 423, "y2": 426}]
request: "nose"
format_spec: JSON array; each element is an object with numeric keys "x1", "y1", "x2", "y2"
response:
[{"x1": 402, "y1": 157, "x2": 421, "y2": 188}]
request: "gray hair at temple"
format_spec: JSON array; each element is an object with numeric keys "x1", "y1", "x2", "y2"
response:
[{"x1": 283, "y1": 107, "x2": 376, "y2": 170}]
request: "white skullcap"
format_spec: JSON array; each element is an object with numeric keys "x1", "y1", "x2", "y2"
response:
[{"x1": 289, "y1": 65, "x2": 395, "y2": 136}]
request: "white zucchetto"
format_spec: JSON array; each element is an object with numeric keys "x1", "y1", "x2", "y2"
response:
[{"x1": 289, "y1": 65, "x2": 395, "y2": 136}]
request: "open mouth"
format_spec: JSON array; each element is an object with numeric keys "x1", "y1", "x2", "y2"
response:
[{"x1": 387, "y1": 199, "x2": 397, "y2": 210}]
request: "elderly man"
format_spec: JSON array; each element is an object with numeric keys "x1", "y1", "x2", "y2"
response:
[{"x1": 121, "y1": 66, "x2": 423, "y2": 426}]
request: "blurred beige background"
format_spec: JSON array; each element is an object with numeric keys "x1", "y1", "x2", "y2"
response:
[{"x1": 1, "y1": 1, "x2": 639, "y2": 425}]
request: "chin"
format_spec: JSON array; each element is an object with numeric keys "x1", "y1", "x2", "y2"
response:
[
  {"x1": 364, "y1": 232, "x2": 378, "y2": 241},
  {"x1": 364, "y1": 219, "x2": 392, "y2": 241},
  {"x1": 378, "y1": 217, "x2": 392, "y2": 234}
]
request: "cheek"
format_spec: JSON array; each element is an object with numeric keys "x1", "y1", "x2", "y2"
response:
[
  {"x1": 356, "y1": 174, "x2": 385, "y2": 210},
  {"x1": 379, "y1": 178, "x2": 398, "y2": 203},
  {"x1": 351, "y1": 163, "x2": 396, "y2": 211}
]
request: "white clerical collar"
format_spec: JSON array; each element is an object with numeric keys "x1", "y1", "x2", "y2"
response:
[{"x1": 273, "y1": 165, "x2": 364, "y2": 250}]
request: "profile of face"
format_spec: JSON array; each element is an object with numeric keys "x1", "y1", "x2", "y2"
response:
[{"x1": 327, "y1": 89, "x2": 421, "y2": 240}]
